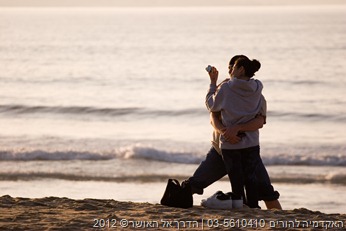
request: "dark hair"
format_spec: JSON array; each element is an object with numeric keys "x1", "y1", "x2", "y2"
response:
[
  {"x1": 229, "y1": 55, "x2": 247, "y2": 66},
  {"x1": 234, "y1": 57, "x2": 261, "y2": 77}
]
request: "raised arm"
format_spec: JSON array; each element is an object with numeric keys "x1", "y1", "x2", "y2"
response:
[{"x1": 205, "y1": 67, "x2": 224, "y2": 112}]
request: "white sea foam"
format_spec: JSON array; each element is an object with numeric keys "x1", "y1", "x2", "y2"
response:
[
  {"x1": 1, "y1": 144, "x2": 345, "y2": 167},
  {"x1": 116, "y1": 144, "x2": 201, "y2": 164}
]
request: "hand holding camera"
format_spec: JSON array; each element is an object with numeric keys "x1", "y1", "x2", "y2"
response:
[
  {"x1": 206, "y1": 65, "x2": 213, "y2": 73},
  {"x1": 206, "y1": 65, "x2": 218, "y2": 85}
]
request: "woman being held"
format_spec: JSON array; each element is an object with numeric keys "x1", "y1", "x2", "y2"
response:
[{"x1": 206, "y1": 56, "x2": 265, "y2": 208}]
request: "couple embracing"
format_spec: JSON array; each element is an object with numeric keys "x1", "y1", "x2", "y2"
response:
[{"x1": 185, "y1": 55, "x2": 282, "y2": 210}]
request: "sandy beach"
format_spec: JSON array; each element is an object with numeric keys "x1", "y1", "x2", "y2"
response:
[{"x1": 0, "y1": 195, "x2": 345, "y2": 230}]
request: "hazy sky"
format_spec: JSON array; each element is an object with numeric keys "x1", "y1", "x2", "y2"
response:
[{"x1": 0, "y1": 0, "x2": 345, "y2": 7}]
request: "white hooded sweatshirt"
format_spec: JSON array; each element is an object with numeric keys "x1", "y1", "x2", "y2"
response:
[{"x1": 206, "y1": 77, "x2": 264, "y2": 150}]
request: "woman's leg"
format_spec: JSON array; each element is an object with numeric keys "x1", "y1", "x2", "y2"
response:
[
  {"x1": 241, "y1": 146, "x2": 260, "y2": 208},
  {"x1": 221, "y1": 149, "x2": 245, "y2": 200}
]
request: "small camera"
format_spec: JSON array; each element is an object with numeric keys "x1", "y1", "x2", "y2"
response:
[{"x1": 206, "y1": 65, "x2": 212, "y2": 73}]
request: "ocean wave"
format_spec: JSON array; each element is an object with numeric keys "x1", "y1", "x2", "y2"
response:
[
  {"x1": 265, "y1": 79, "x2": 325, "y2": 85},
  {"x1": 1, "y1": 103, "x2": 345, "y2": 123},
  {"x1": 0, "y1": 146, "x2": 202, "y2": 163},
  {"x1": 1, "y1": 145, "x2": 345, "y2": 167},
  {"x1": 0, "y1": 172, "x2": 176, "y2": 183},
  {"x1": 0, "y1": 104, "x2": 204, "y2": 117},
  {"x1": 115, "y1": 145, "x2": 201, "y2": 164},
  {"x1": 0, "y1": 149, "x2": 113, "y2": 161},
  {"x1": 269, "y1": 173, "x2": 346, "y2": 185},
  {"x1": 268, "y1": 111, "x2": 346, "y2": 122},
  {"x1": 0, "y1": 172, "x2": 345, "y2": 186},
  {"x1": 0, "y1": 104, "x2": 141, "y2": 117},
  {"x1": 261, "y1": 154, "x2": 346, "y2": 166}
]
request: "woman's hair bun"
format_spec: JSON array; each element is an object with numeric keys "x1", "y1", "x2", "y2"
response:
[{"x1": 251, "y1": 59, "x2": 261, "y2": 74}]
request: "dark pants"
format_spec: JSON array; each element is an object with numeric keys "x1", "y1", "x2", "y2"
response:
[
  {"x1": 188, "y1": 146, "x2": 279, "y2": 207},
  {"x1": 222, "y1": 146, "x2": 260, "y2": 208}
]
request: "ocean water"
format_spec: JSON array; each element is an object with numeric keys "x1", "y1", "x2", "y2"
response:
[{"x1": 0, "y1": 5, "x2": 346, "y2": 214}]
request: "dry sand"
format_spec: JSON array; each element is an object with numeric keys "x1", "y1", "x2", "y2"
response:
[{"x1": 0, "y1": 195, "x2": 345, "y2": 230}]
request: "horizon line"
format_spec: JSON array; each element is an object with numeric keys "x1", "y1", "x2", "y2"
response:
[{"x1": 1, "y1": 0, "x2": 346, "y2": 7}]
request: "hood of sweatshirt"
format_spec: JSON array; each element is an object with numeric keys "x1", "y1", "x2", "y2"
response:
[{"x1": 227, "y1": 77, "x2": 263, "y2": 98}]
